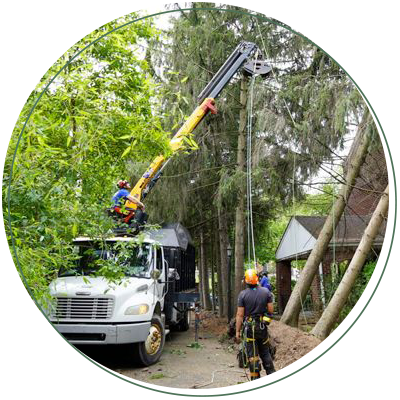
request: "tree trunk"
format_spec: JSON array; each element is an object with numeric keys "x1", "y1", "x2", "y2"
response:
[
  {"x1": 218, "y1": 207, "x2": 229, "y2": 316},
  {"x1": 200, "y1": 229, "x2": 212, "y2": 310},
  {"x1": 215, "y1": 226, "x2": 224, "y2": 317},
  {"x1": 211, "y1": 128, "x2": 227, "y2": 316},
  {"x1": 233, "y1": 75, "x2": 248, "y2": 309},
  {"x1": 281, "y1": 111, "x2": 372, "y2": 327},
  {"x1": 199, "y1": 230, "x2": 205, "y2": 308},
  {"x1": 210, "y1": 223, "x2": 216, "y2": 313},
  {"x1": 311, "y1": 185, "x2": 389, "y2": 339},
  {"x1": 198, "y1": 266, "x2": 204, "y2": 308}
]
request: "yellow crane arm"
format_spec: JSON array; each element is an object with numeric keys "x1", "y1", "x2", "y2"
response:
[
  {"x1": 125, "y1": 98, "x2": 217, "y2": 209},
  {"x1": 125, "y1": 41, "x2": 271, "y2": 210}
]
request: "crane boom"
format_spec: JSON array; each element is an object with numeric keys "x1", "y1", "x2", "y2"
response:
[{"x1": 125, "y1": 41, "x2": 270, "y2": 209}]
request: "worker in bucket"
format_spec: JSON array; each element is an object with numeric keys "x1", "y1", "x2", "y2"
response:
[
  {"x1": 110, "y1": 180, "x2": 145, "y2": 225},
  {"x1": 235, "y1": 268, "x2": 275, "y2": 379}
]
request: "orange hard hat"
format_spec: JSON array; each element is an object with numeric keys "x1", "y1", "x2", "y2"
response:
[{"x1": 244, "y1": 269, "x2": 259, "y2": 285}]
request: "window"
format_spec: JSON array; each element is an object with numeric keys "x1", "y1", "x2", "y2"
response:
[{"x1": 59, "y1": 241, "x2": 153, "y2": 278}]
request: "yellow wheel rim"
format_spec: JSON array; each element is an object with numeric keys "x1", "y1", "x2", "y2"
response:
[{"x1": 145, "y1": 324, "x2": 162, "y2": 355}]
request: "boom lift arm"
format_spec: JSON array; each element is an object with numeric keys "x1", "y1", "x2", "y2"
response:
[{"x1": 125, "y1": 41, "x2": 271, "y2": 209}]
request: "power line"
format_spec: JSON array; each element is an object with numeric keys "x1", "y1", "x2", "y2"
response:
[{"x1": 161, "y1": 163, "x2": 236, "y2": 178}]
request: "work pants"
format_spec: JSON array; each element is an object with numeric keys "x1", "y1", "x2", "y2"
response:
[
  {"x1": 244, "y1": 323, "x2": 275, "y2": 379},
  {"x1": 112, "y1": 207, "x2": 147, "y2": 226}
]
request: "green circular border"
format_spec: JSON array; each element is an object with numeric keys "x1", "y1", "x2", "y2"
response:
[{"x1": 5, "y1": 6, "x2": 397, "y2": 397}]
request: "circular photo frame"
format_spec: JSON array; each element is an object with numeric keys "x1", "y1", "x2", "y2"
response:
[{"x1": 3, "y1": 3, "x2": 396, "y2": 397}]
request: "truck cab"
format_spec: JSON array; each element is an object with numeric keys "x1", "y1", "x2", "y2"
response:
[{"x1": 48, "y1": 223, "x2": 198, "y2": 366}]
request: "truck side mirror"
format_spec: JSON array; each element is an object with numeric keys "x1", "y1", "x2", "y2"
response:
[
  {"x1": 168, "y1": 268, "x2": 180, "y2": 280},
  {"x1": 150, "y1": 269, "x2": 161, "y2": 280}
]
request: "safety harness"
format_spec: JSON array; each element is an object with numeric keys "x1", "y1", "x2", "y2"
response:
[{"x1": 241, "y1": 314, "x2": 271, "y2": 380}]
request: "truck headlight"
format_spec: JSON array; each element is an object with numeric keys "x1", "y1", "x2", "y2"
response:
[{"x1": 124, "y1": 304, "x2": 149, "y2": 315}]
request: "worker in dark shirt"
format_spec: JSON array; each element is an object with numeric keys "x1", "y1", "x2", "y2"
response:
[{"x1": 236, "y1": 268, "x2": 275, "y2": 379}]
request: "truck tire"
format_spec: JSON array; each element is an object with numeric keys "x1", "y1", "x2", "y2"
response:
[
  {"x1": 137, "y1": 315, "x2": 165, "y2": 366},
  {"x1": 177, "y1": 309, "x2": 190, "y2": 332}
]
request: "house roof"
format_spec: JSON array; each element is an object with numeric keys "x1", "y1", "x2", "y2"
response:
[
  {"x1": 275, "y1": 214, "x2": 386, "y2": 261},
  {"x1": 295, "y1": 215, "x2": 386, "y2": 244}
]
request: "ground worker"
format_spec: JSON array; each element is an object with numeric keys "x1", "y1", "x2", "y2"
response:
[
  {"x1": 111, "y1": 180, "x2": 145, "y2": 225},
  {"x1": 259, "y1": 272, "x2": 272, "y2": 291},
  {"x1": 235, "y1": 269, "x2": 276, "y2": 379}
]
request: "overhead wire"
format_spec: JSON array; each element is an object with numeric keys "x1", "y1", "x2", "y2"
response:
[{"x1": 161, "y1": 163, "x2": 236, "y2": 179}]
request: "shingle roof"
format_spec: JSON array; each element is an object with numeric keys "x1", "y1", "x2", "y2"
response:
[{"x1": 294, "y1": 215, "x2": 386, "y2": 244}]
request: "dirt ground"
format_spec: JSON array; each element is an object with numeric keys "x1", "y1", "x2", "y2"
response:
[
  {"x1": 78, "y1": 313, "x2": 321, "y2": 389},
  {"x1": 269, "y1": 319, "x2": 321, "y2": 370}
]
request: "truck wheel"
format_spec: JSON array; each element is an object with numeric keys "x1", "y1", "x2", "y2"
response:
[
  {"x1": 137, "y1": 315, "x2": 165, "y2": 366},
  {"x1": 178, "y1": 309, "x2": 190, "y2": 332}
]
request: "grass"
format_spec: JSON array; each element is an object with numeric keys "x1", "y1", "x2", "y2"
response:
[
  {"x1": 150, "y1": 373, "x2": 166, "y2": 380},
  {"x1": 187, "y1": 342, "x2": 204, "y2": 349},
  {"x1": 169, "y1": 349, "x2": 187, "y2": 356}
]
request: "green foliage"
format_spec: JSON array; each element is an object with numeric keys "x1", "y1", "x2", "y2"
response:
[
  {"x1": 4, "y1": 5, "x2": 380, "y2": 315},
  {"x1": 294, "y1": 184, "x2": 338, "y2": 216},
  {"x1": 255, "y1": 183, "x2": 338, "y2": 263},
  {"x1": 187, "y1": 342, "x2": 204, "y2": 349},
  {"x1": 255, "y1": 217, "x2": 289, "y2": 262},
  {"x1": 3, "y1": 12, "x2": 169, "y2": 307},
  {"x1": 150, "y1": 373, "x2": 166, "y2": 380},
  {"x1": 169, "y1": 349, "x2": 187, "y2": 356},
  {"x1": 324, "y1": 260, "x2": 377, "y2": 326}
]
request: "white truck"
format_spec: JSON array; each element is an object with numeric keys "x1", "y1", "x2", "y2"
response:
[{"x1": 48, "y1": 223, "x2": 198, "y2": 366}]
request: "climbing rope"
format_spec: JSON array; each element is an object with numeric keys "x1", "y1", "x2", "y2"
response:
[
  {"x1": 292, "y1": 151, "x2": 309, "y2": 327},
  {"x1": 192, "y1": 369, "x2": 249, "y2": 388},
  {"x1": 246, "y1": 73, "x2": 257, "y2": 265},
  {"x1": 255, "y1": 19, "x2": 309, "y2": 324}
]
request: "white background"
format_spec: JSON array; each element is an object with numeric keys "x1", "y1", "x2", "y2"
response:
[{"x1": 1, "y1": 0, "x2": 399, "y2": 398}]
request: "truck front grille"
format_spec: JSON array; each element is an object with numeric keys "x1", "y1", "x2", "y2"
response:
[{"x1": 54, "y1": 297, "x2": 114, "y2": 320}]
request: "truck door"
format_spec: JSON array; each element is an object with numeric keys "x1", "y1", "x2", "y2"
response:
[{"x1": 155, "y1": 247, "x2": 166, "y2": 308}]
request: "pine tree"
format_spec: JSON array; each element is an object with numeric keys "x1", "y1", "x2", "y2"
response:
[{"x1": 145, "y1": 4, "x2": 377, "y2": 312}]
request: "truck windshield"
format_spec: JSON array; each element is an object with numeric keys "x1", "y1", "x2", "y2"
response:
[{"x1": 59, "y1": 242, "x2": 153, "y2": 278}]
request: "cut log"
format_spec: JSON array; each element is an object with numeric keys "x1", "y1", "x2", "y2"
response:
[
  {"x1": 281, "y1": 111, "x2": 373, "y2": 327},
  {"x1": 311, "y1": 185, "x2": 389, "y2": 339}
]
